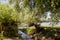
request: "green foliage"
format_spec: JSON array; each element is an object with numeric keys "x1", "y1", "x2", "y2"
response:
[
  {"x1": 40, "y1": 27, "x2": 60, "y2": 38},
  {"x1": 0, "y1": 0, "x2": 60, "y2": 39},
  {"x1": 0, "y1": 5, "x2": 19, "y2": 37},
  {"x1": 0, "y1": 5, "x2": 18, "y2": 22},
  {"x1": 21, "y1": 26, "x2": 35, "y2": 34},
  {"x1": 0, "y1": 31, "x2": 3, "y2": 40},
  {"x1": 9, "y1": 0, "x2": 60, "y2": 24}
]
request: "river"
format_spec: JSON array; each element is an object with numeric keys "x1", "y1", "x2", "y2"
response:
[{"x1": 18, "y1": 30, "x2": 33, "y2": 40}]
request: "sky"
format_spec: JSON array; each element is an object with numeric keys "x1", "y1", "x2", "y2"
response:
[
  {"x1": 0, "y1": 0, "x2": 8, "y2": 4},
  {"x1": 46, "y1": 11, "x2": 51, "y2": 20}
]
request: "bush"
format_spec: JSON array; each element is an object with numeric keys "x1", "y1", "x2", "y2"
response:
[{"x1": 0, "y1": 5, "x2": 19, "y2": 37}]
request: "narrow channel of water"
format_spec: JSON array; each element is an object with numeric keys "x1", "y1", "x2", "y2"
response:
[{"x1": 18, "y1": 30, "x2": 33, "y2": 40}]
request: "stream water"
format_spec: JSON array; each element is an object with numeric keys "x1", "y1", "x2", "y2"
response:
[{"x1": 18, "y1": 30, "x2": 33, "y2": 40}]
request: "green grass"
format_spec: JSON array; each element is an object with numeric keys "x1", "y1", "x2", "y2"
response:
[
  {"x1": 42, "y1": 26, "x2": 59, "y2": 29},
  {"x1": 20, "y1": 26, "x2": 35, "y2": 34},
  {"x1": 20, "y1": 26, "x2": 60, "y2": 34},
  {"x1": 0, "y1": 31, "x2": 3, "y2": 40}
]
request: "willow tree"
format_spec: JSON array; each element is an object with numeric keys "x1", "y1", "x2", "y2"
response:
[
  {"x1": 9, "y1": 0, "x2": 60, "y2": 29},
  {"x1": 8, "y1": 0, "x2": 60, "y2": 40}
]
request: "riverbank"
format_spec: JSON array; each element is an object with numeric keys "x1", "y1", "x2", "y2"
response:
[{"x1": 1, "y1": 37, "x2": 22, "y2": 40}]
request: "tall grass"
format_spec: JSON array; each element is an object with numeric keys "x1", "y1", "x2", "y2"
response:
[{"x1": 0, "y1": 31, "x2": 3, "y2": 40}]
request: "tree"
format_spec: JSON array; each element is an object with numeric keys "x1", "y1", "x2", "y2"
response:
[
  {"x1": 0, "y1": 0, "x2": 60, "y2": 40},
  {"x1": 9, "y1": 0, "x2": 60, "y2": 30}
]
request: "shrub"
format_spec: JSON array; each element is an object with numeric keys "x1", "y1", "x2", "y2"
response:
[{"x1": 0, "y1": 5, "x2": 19, "y2": 37}]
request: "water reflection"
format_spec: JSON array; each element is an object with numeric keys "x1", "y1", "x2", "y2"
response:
[{"x1": 18, "y1": 30, "x2": 33, "y2": 40}]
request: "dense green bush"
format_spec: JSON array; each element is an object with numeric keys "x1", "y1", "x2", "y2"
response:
[{"x1": 0, "y1": 5, "x2": 19, "y2": 37}]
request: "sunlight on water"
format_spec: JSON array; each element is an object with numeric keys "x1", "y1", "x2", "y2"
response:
[{"x1": 18, "y1": 30, "x2": 33, "y2": 40}]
